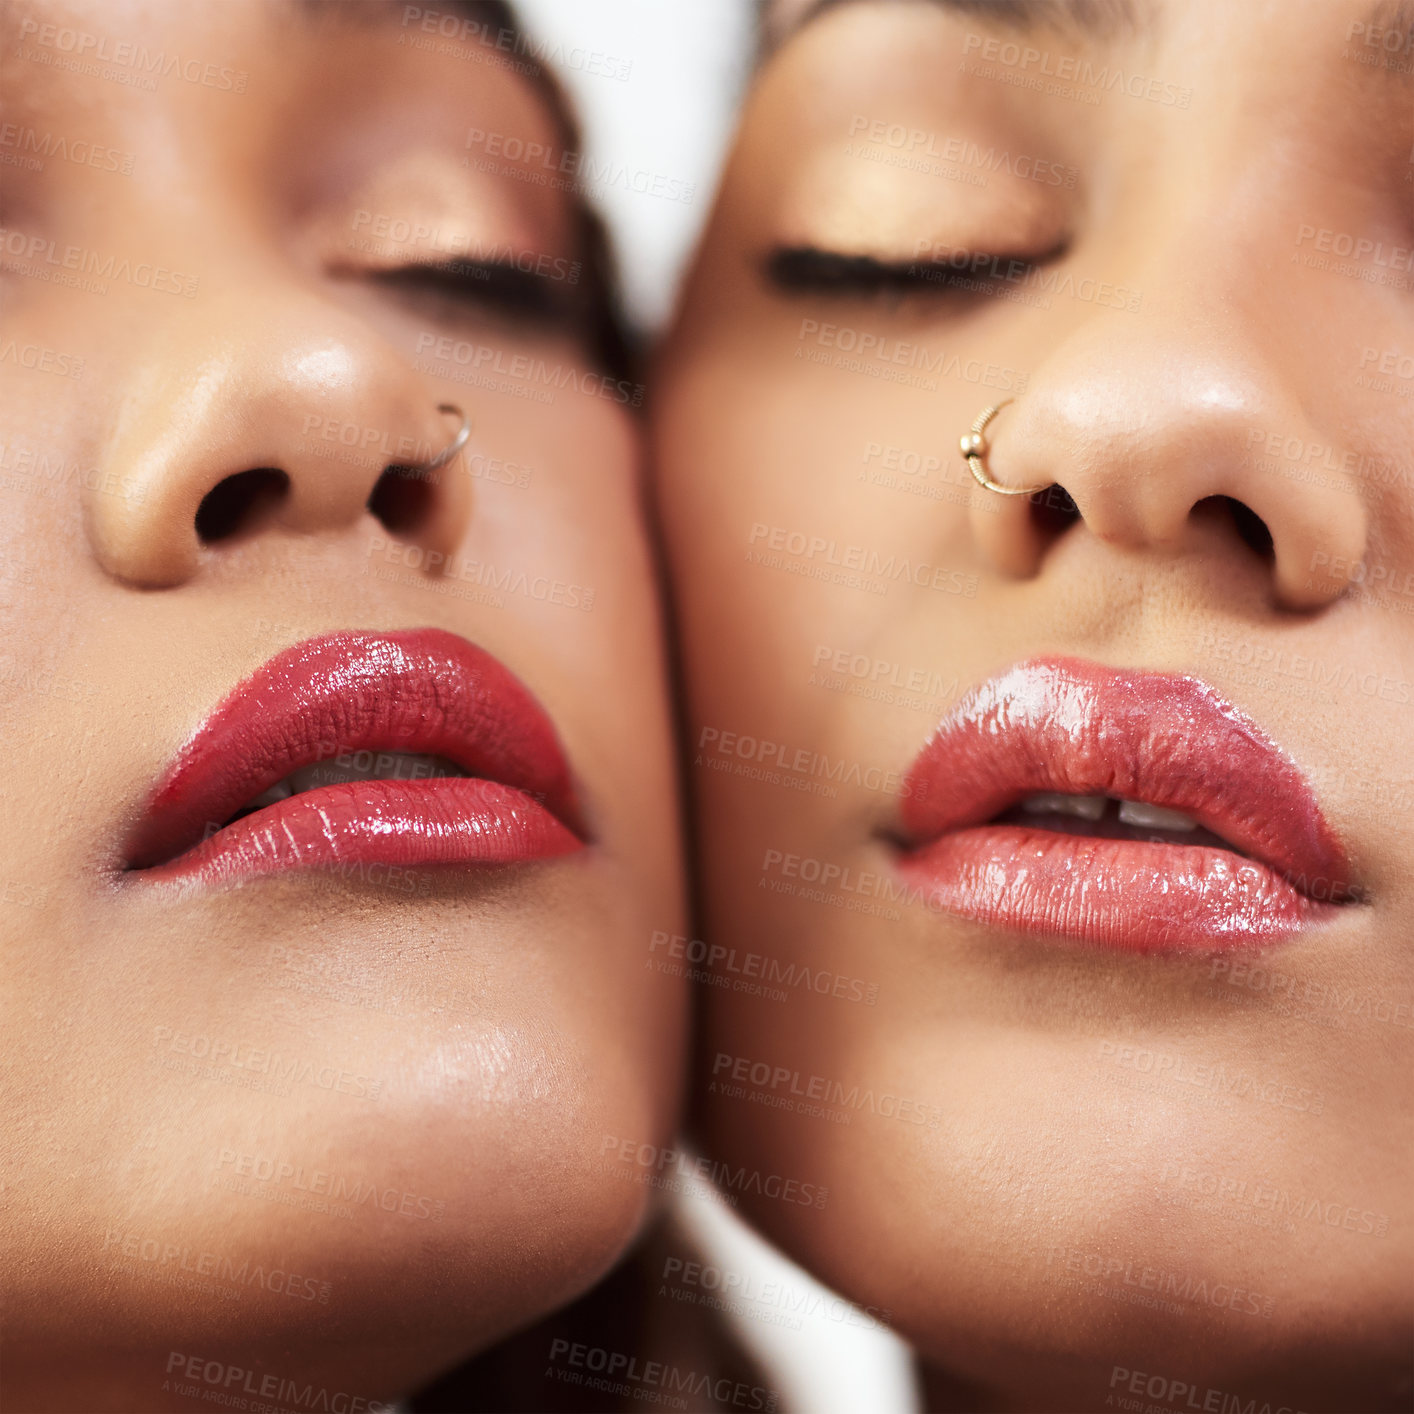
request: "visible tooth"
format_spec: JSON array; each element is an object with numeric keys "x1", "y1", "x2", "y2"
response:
[
  {"x1": 1020, "y1": 792, "x2": 1107, "y2": 821},
  {"x1": 1117, "y1": 799, "x2": 1198, "y2": 832},
  {"x1": 372, "y1": 751, "x2": 459, "y2": 781},
  {"x1": 243, "y1": 778, "x2": 294, "y2": 810},
  {"x1": 286, "y1": 759, "x2": 365, "y2": 794},
  {"x1": 287, "y1": 751, "x2": 457, "y2": 794}
]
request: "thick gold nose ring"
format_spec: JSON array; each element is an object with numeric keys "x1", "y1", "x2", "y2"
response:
[{"x1": 960, "y1": 399, "x2": 1046, "y2": 496}]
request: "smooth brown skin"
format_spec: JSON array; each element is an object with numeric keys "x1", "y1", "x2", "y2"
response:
[
  {"x1": 0, "y1": 3, "x2": 684, "y2": 1410},
  {"x1": 654, "y1": 0, "x2": 1414, "y2": 1409}
]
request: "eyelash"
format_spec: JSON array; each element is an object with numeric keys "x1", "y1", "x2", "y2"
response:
[
  {"x1": 764, "y1": 245, "x2": 1055, "y2": 300},
  {"x1": 372, "y1": 259, "x2": 578, "y2": 329}
]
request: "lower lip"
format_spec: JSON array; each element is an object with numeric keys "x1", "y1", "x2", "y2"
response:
[
  {"x1": 897, "y1": 825, "x2": 1326, "y2": 952},
  {"x1": 140, "y1": 777, "x2": 579, "y2": 887}
]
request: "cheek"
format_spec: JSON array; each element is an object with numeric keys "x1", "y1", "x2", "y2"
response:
[
  {"x1": 469, "y1": 390, "x2": 642, "y2": 595},
  {"x1": 657, "y1": 339, "x2": 981, "y2": 617},
  {"x1": 654, "y1": 347, "x2": 981, "y2": 839}
]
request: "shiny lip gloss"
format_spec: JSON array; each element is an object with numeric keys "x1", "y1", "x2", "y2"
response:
[
  {"x1": 125, "y1": 629, "x2": 585, "y2": 885},
  {"x1": 893, "y1": 657, "x2": 1357, "y2": 952}
]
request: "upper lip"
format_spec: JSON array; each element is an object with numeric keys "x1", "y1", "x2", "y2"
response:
[
  {"x1": 126, "y1": 628, "x2": 583, "y2": 872},
  {"x1": 898, "y1": 656, "x2": 1352, "y2": 901}
]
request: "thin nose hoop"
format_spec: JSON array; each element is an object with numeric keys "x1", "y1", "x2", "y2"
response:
[
  {"x1": 415, "y1": 403, "x2": 471, "y2": 475},
  {"x1": 960, "y1": 398, "x2": 1046, "y2": 496}
]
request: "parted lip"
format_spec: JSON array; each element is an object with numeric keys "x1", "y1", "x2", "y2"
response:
[
  {"x1": 125, "y1": 628, "x2": 585, "y2": 881},
  {"x1": 894, "y1": 657, "x2": 1358, "y2": 949}
]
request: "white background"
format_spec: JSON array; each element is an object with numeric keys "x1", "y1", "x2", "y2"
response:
[{"x1": 512, "y1": 5, "x2": 922, "y2": 1410}]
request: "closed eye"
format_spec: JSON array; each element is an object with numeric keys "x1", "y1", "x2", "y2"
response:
[
  {"x1": 763, "y1": 243, "x2": 1066, "y2": 301},
  {"x1": 369, "y1": 258, "x2": 582, "y2": 330}
]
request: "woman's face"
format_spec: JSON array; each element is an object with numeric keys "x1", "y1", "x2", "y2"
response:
[
  {"x1": 656, "y1": 0, "x2": 1413, "y2": 1405},
  {"x1": 1, "y1": 0, "x2": 683, "y2": 1404}
]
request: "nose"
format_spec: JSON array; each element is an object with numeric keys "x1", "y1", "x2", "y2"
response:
[
  {"x1": 965, "y1": 282, "x2": 1369, "y2": 611},
  {"x1": 86, "y1": 288, "x2": 472, "y2": 588}
]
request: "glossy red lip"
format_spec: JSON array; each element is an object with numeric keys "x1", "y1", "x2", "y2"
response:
[
  {"x1": 895, "y1": 657, "x2": 1356, "y2": 951},
  {"x1": 126, "y1": 629, "x2": 584, "y2": 884}
]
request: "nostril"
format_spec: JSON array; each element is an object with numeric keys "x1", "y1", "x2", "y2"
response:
[
  {"x1": 1226, "y1": 497, "x2": 1274, "y2": 558},
  {"x1": 195, "y1": 468, "x2": 290, "y2": 544},
  {"x1": 1029, "y1": 482, "x2": 1081, "y2": 538},
  {"x1": 367, "y1": 464, "x2": 435, "y2": 536},
  {"x1": 1194, "y1": 495, "x2": 1274, "y2": 559}
]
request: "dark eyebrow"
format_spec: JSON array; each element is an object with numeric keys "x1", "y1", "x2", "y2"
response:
[
  {"x1": 290, "y1": 0, "x2": 520, "y2": 36},
  {"x1": 771, "y1": 0, "x2": 1414, "y2": 61},
  {"x1": 767, "y1": 0, "x2": 1140, "y2": 53}
]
